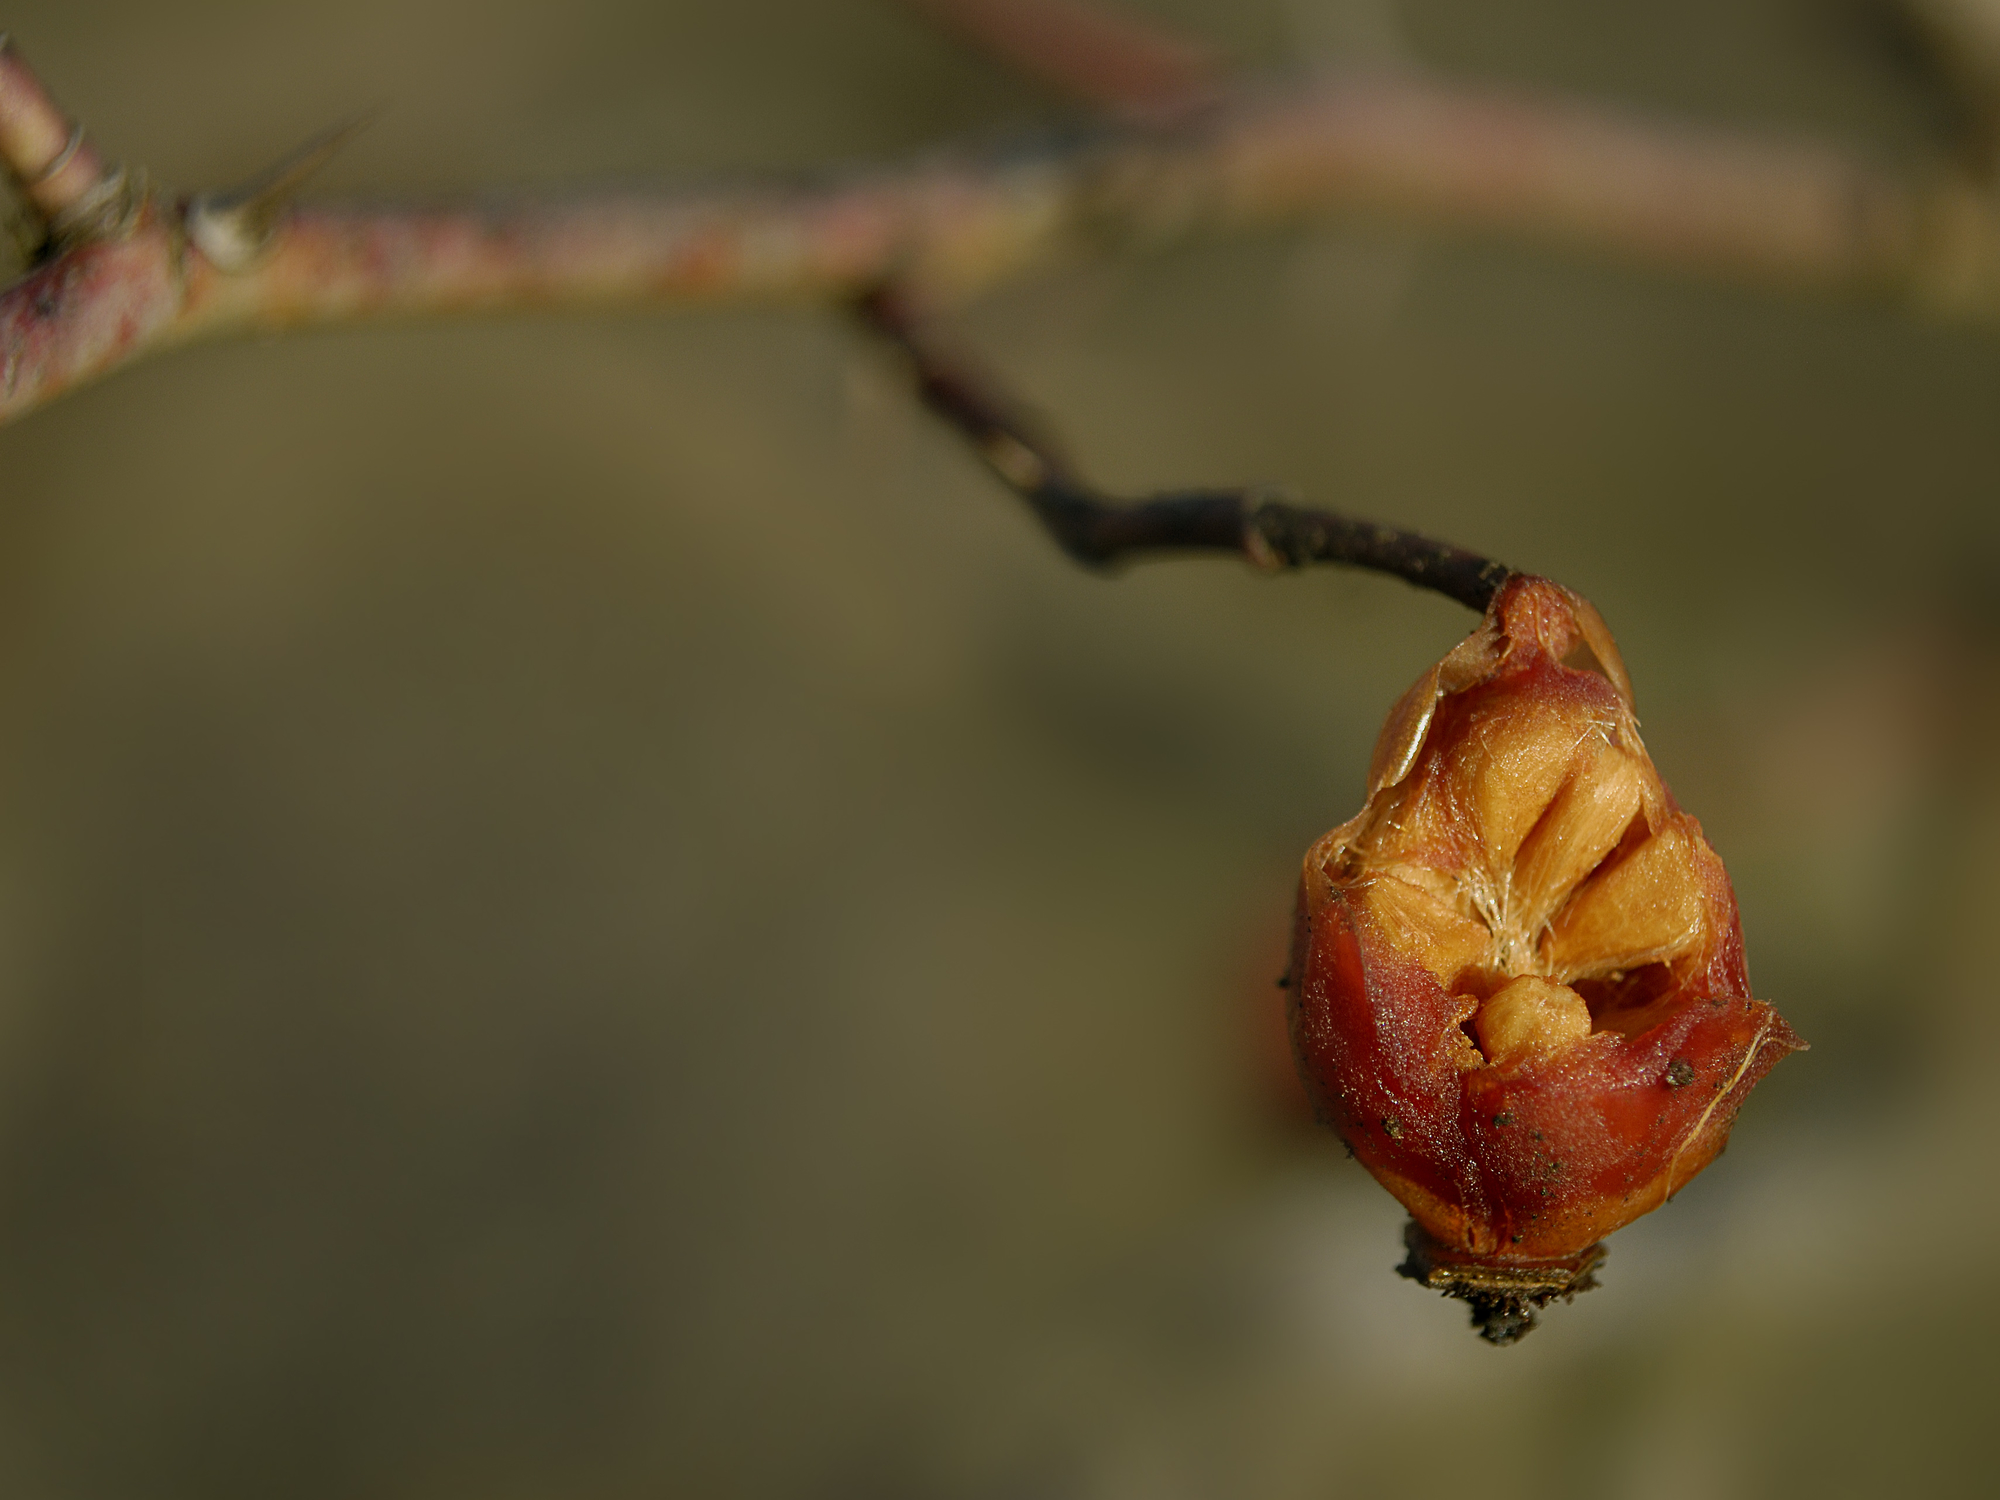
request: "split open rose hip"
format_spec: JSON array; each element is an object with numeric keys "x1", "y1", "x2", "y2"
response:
[{"x1": 1286, "y1": 575, "x2": 1803, "y2": 1342}]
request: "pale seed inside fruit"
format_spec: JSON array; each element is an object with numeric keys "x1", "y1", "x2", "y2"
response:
[
  {"x1": 1472, "y1": 975, "x2": 1593, "y2": 1065},
  {"x1": 1510, "y1": 735, "x2": 1648, "y2": 939},
  {"x1": 1338, "y1": 640, "x2": 1712, "y2": 1052},
  {"x1": 1545, "y1": 823, "x2": 1704, "y2": 979},
  {"x1": 1459, "y1": 701, "x2": 1588, "y2": 873},
  {"x1": 1358, "y1": 870, "x2": 1492, "y2": 987}
]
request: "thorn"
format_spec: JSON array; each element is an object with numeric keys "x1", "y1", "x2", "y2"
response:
[{"x1": 185, "y1": 112, "x2": 375, "y2": 272}]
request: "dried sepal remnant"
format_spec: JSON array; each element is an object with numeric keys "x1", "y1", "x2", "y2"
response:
[
  {"x1": 1287, "y1": 576, "x2": 1803, "y2": 1306},
  {"x1": 1396, "y1": 1222, "x2": 1603, "y2": 1347}
]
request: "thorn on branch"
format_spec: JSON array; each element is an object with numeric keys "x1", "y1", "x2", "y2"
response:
[
  {"x1": 186, "y1": 114, "x2": 373, "y2": 273},
  {"x1": 857, "y1": 285, "x2": 1513, "y2": 611}
]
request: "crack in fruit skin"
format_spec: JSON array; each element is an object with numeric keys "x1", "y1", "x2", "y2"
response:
[{"x1": 1287, "y1": 576, "x2": 1804, "y2": 1266}]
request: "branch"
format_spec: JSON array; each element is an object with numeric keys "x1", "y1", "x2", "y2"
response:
[
  {"x1": 858, "y1": 287, "x2": 1513, "y2": 609},
  {"x1": 4, "y1": 36, "x2": 2000, "y2": 426}
]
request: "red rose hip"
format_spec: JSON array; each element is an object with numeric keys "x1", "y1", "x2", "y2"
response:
[{"x1": 1286, "y1": 575, "x2": 1803, "y2": 1341}]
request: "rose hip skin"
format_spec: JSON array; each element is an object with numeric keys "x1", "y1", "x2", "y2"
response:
[{"x1": 1287, "y1": 576, "x2": 1802, "y2": 1265}]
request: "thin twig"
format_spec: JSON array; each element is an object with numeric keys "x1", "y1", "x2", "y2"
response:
[
  {"x1": 2, "y1": 39, "x2": 2000, "y2": 426},
  {"x1": 858, "y1": 287, "x2": 1513, "y2": 610}
]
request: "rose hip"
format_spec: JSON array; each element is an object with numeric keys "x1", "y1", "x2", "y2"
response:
[{"x1": 1286, "y1": 575, "x2": 1803, "y2": 1341}]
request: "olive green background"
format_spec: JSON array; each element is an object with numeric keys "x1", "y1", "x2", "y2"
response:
[{"x1": 0, "y1": 2, "x2": 1991, "y2": 1495}]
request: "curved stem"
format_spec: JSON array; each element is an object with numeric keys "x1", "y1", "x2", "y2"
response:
[{"x1": 859, "y1": 288, "x2": 1512, "y2": 612}]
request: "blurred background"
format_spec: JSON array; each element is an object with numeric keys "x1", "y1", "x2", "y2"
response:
[{"x1": 0, "y1": 1, "x2": 1993, "y2": 1495}]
